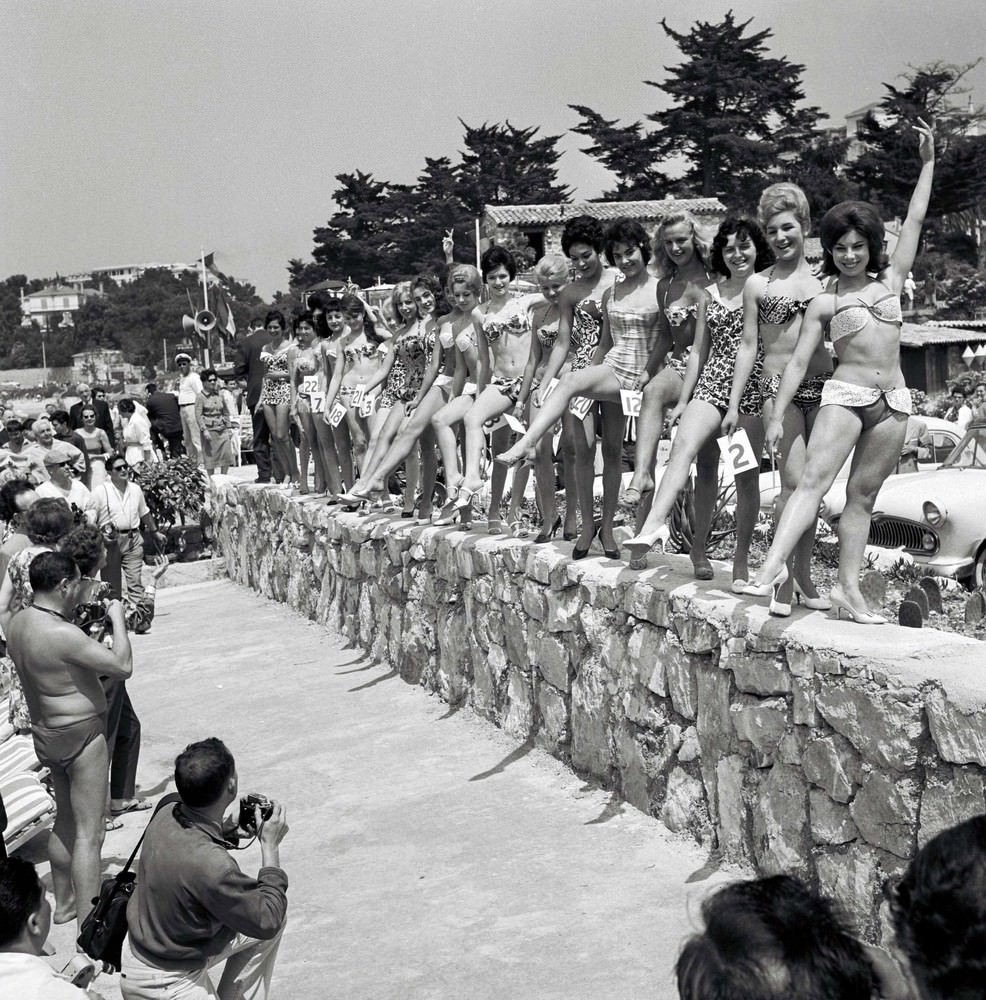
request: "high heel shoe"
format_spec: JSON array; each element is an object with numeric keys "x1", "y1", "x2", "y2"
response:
[
  {"x1": 829, "y1": 586, "x2": 886, "y2": 625},
  {"x1": 769, "y1": 597, "x2": 792, "y2": 618},
  {"x1": 623, "y1": 523, "x2": 670, "y2": 563},
  {"x1": 793, "y1": 583, "x2": 832, "y2": 611},
  {"x1": 563, "y1": 529, "x2": 577, "y2": 542},
  {"x1": 742, "y1": 565, "x2": 789, "y2": 600},
  {"x1": 533, "y1": 515, "x2": 562, "y2": 544},
  {"x1": 731, "y1": 579, "x2": 748, "y2": 595},
  {"x1": 454, "y1": 487, "x2": 476, "y2": 510},
  {"x1": 690, "y1": 553, "x2": 714, "y2": 581},
  {"x1": 572, "y1": 527, "x2": 598, "y2": 560}
]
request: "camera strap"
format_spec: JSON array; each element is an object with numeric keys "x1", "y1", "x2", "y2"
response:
[{"x1": 121, "y1": 793, "x2": 181, "y2": 876}]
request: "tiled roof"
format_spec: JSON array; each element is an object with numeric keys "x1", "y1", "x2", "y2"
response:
[
  {"x1": 484, "y1": 199, "x2": 727, "y2": 226},
  {"x1": 900, "y1": 323, "x2": 986, "y2": 347}
]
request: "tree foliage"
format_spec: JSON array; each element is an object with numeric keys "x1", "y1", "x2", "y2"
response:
[{"x1": 571, "y1": 12, "x2": 824, "y2": 208}]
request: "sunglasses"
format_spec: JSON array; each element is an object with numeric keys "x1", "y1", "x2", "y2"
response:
[
  {"x1": 110, "y1": 464, "x2": 128, "y2": 472},
  {"x1": 206, "y1": 377, "x2": 218, "y2": 383}
]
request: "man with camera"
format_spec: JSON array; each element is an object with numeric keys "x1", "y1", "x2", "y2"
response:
[
  {"x1": 6, "y1": 551, "x2": 133, "y2": 938},
  {"x1": 120, "y1": 738, "x2": 288, "y2": 1000}
]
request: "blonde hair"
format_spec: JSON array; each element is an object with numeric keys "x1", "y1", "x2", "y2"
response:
[
  {"x1": 446, "y1": 264, "x2": 483, "y2": 298},
  {"x1": 390, "y1": 281, "x2": 415, "y2": 325},
  {"x1": 757, "y1": 183, "x2": 810, "y2": 232},
  {"x1": 534, "y1": 253, "x2": 569, "y2": 284},
  {"x1": 651, "y1": 212, "x2": 712, "y2": 278}
]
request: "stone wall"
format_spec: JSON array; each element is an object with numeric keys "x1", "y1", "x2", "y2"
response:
[{"x1": 212, "y1": 480, "x2": 986, "y2": 939}]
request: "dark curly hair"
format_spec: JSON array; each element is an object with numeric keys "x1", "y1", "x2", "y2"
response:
[
  {"x1": 24, "y1": 498, "x2": 75, "y2": 546},
  {"x1": 58, "y1": 523, "x2": 107, "y2": 576},
  {"x1": 481, "y1": 245, "x2": 517, "y2": 281},
  {"x1": 890, "y1": 815, "x2": 986, "y2": 1000},
  {"x1": 819, "y1": 201, "x2": 888, "y2": 277},
  {"x1": 676, "y1": 875, "x2": 876, "y2": 1000},
  {"x1": 603, "y1": 220, "x2": 652, "y2": 267},
  {"x1": 561, "y1": 215, "x2": 605, "y2": 256},
  {"x1": 710, "y1": 217, "x2": 774, "y2": 279},
  {"x1": 0, "y1": 479, "x2": 36, "y2": 523}
]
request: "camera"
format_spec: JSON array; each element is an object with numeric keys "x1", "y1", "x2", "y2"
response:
[{"x1": 238, "y1": 793, "x2": 274, "y2": 833}]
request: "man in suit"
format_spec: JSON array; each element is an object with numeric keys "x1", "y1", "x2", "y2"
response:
[
  {"x1": 68, "y1": 383, "x2": 116, "y2": 444},
  {"x1": 144, "y1": 382, "x2": 184, "y2": 458},
  {"x1": 217, "y1": 316, "x2": 281, "y2": 483}
]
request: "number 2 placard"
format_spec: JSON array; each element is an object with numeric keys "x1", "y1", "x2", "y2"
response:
[{"x1": 717, "y1": 428, "x2": 758, "y2": 475}]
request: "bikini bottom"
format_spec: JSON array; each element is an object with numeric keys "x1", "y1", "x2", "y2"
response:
[
  {"x1": 820, "y1": 379, "x2": 911, "y2": 430},
  {"x1": 663, "y1": 348, "x2": 691, "y2": 380},
  {"x1": 758, "y1": 371, "x2": 832, "y2": 415},
  {"x1": 490, "y1": 375, "x2": 523, "y2": 404},
  {"x1": 32, "y1": 714, "x2": 106, "y2": 773}
]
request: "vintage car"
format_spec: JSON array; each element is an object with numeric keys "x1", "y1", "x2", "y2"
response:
[{"x1": 826, "y1": 419, "x2": 986, "y2": 587}]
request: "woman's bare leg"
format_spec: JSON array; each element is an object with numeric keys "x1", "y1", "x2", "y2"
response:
[
  {"x1": 733, "y1": 414, "x2": 765, "y2": 584},
  {"x1": 461, "y1": 388, "x2": 511, "y2": 494},
  {"x1": 571, "y1": 409, "x2": 596, "y2": 548},
  {"x1": 625, "y1": 369, "x2": 683, "y2": 502},
  {"x1": 431, "y1": 395, "x2": 474, "y2": 497},
  {"x1": 361, "y1": 388, "x2": 445, "y2": 494}
]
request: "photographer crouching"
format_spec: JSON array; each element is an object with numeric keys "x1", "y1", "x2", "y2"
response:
[{"x1": 120, "y1": 738, "x2": 289, "y2": 1000}]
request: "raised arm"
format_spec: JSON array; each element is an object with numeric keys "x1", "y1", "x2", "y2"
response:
[{"x1": 888, "y1": 119, "x2": 936, "y2": 290}]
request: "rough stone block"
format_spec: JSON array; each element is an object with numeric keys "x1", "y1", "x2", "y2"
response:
[
  {"x1": 729, "y1": 651, "x2": 792, "y2": 697},
  {"x1": 809, "y1": 789, "x2": 858, "y2": 845},
  {"x1": 536, "y1": 683, "x2": 569, "y2": 754},
  {"x1": 546, "y1": 587, "x2": 582, "y2": 633},
  {"x1": 454, "y1": 545, "x2": 475, "y2": 580},
  {"x1": 815, "y1": 846, "x2": 888, "y2": 940},
  {"x1": 339, "y1": 546, "x2": 360, "y2": 579},
  {"x1": 614, "y1": 723, "x2": 653, "y2": 815},
  {"x1": 778, "y1": 730, "x2": 806, "y2": 766},
  {"x1": 802, "y1": 734, "x2": 862, "y2": 804},
  {"x1": 501, "y1": 606, "x2": 527, "y2": 667},
  {"x1": 472, "y1": 642, "x2": 507, "y2": 719},
  {"x1": 731, "y1": 695, "x2": 789, "y2": 751},
  {"x1": 622, "y1": 582, "x2": 670, "y2": 627},
  {"x1": 502, "y1": 666, "x2": 535, "y2": 740},
  {"x1": 815, "y1": 682, "x2": 925, "y2": 771},
  {"x1": 664, "y1": 636, "x2": 701, "y2": 721},
  {"x1": 786, "y1": 646, "x2": 815, "y2": 679},
  {"x1": 715, "y1": 755, "x2": 749, "y2": 862},
  {"x1": 851, "y1": 771, "x2": 919, "y2": 859},
  {"x1": 672, "y1": 613, "x2": 719, "y2": 654},
  {"x1": 791, "y1": 676, "x2": 819, "y2": 727},
  {"x1": 919, "y1": 767, "x2": 986, "y2": 846},
  {"x1": 925, "y1": 687, "x2": 986, "y2": 766},
  {"x1": 696, "y1": 663, "x2": 734, "y2": 756},
  {"x1": 628, "y1": 624, "x2": 667, "y2": 697},
  {"x1": 570, "y1": 654, "x2": 615, "y2": 782},
  {"x1": 528, "y1": 547, "x2": 567, "y2": 586},
  {"x1": 521, "y1": 580, "x2": 548, "y2": 623},
  {"x1": 660, "y1": 767, "x2": 710, "y2": 840},
  {"x1": 678, "y1": 726, "x2": 701, "y2": 763},
  {"x1": 753, "y1": 764, "x2": 810, "y2": 875},
  {"x1": 620, "y1": 686, "x2": 670, "y2": 733},
  {"x1": 358, "y1": 544, "x2": 379, "y2": 577},
  {"x1": 579, "y1": 571, "x2": 626, "y2": 612},
  {"x1": 532, "y1": 632, "x2": 571, "y2": 692}
]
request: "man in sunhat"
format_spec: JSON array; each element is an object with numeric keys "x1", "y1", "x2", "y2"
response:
[
  {"x1": 36, "y1": 442, "x2": 96, "y2": 522},
  {"x1": 175, "y1": 354, "x2": 203, "y2": 464}
]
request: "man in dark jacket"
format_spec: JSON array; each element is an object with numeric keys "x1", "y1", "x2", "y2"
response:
[
  {"x1": 144, "y1": 383, "x2": 184, "y2": 458},
  {"x1": 217, "y1": 317, "x2": 280, "y2": 482},
  {"x1": 68, "y1": 383, "x2": 116, "y2": 443}
]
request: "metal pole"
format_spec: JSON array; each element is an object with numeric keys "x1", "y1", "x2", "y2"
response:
[
  {"x1": 41, "y1": 322, "x2": 48, "y2": 387},
  {"x1": 475, "y1": 218, "x2": 481, "y2": 269}
]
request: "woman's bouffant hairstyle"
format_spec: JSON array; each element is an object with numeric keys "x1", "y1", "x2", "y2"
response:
[
  {"x1": 561, "y1": 215, "x2": 605, "y2": 256},
  {"x1": 819, "y1": 201, "x2": 889, "y2": 277},
  {"x1": 889, "y1": 815, "x2": 986, "y2": 1000},
  {"x1": 0, "y1": 479, "x2": 35, "y2": 523},
  {"x1": 446, "y1": 264, "x2": 483, "y2": 299},
  {"x1": 25, "y1": 497, "x2": 75, "y2": 547},
  {"x1": 603, "y1": 220, "x2": 652, "y2": 267},
  {"x1": 675, "y1": 875, "x2": 876, "y2": 1000},
  {"x1": 263, "y1": 309, "x2": 286, "y2": 330},
  {"x1": 710, "y1": 217, "x2": 774, "y2": 278},
  {"x1": 650, "y1": 212, "x2": 711, "y2": 277},
  {"x1": 757, "y1": 183, "x2": 811, "y2": 232},
  {"x1": 117, "y1": 398, "x2": 135, "y2": 415},
  {"x1": 390, "y1": 281, "x2": 416, "y2": 325},
  {"x1": 480, "y1": 245, "x2": 518, "y2": 281},
  {"x1": 291, "y1": 310, "x2": 315, "y2": 334},
  {"x1": 534, "y1": 253, "x2": 569, "y2": 284}
]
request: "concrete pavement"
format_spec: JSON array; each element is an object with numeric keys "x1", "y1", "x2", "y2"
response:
[{"x1": 39, "y1": 578, "x2": 747, "y2": 999}]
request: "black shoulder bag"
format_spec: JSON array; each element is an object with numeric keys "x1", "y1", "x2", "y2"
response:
[{"x1": 77, "y1": 793, "x2": 180, "y2": 970}]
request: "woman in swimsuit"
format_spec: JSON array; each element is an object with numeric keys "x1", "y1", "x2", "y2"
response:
[
  {"x1": 358, "y1": 281, "x2": 437, "y2": 516},
  {"x1": 259, "y1": 309, "x2": 300, "y2": 488},
  {"x1": 725, "y1": 184, "x2": 829, "y2": 614},
  {"x1": 532, "y1": 217, "x2": 617, "y2": 547},
  {"x1": 625, "y1": 218, "x2": 772, "y2": 583},
  {"x1": 313, "y1": 294, "x2": 355, "y2": 493},
  {"x1": 289, "y1": 311, "x2": 336, "y2": 495},
  {"x1": 745, "y1": 121, "x2": 935, "y2": 624},
  {"x1": 623, "y1": 212, "x2": 711, "y2": 508},
  {"x1": 453, "y1": 247, "x2": 540, "y2": 533},
  {"x1": 323, "y1": 292, "x2": 392, "y2": 478},
  {"x1": 76, "y1": 407, "x2": 113, "y2": 489},
  {"x1": 513, "y1": 254, "x2": 569, "y2": 543},
  {"x1": 498, "y1": 221, "x2": 660, "y2": 559},
  {"x1": 341, "y1": 271, "x2": 477, "y2": 522}
]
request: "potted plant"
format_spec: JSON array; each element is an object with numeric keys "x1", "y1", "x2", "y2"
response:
[{"x1": 132, "y1": 457, "x2": 208, "y2": 560}]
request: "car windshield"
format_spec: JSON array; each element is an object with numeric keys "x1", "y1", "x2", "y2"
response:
[{"x1": 942, "y1": 423, "x2": 986, "y2": 470}]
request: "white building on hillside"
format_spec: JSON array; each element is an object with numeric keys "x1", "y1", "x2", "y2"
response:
[{"x1": 20, "y1": 284, "x2": 105, "y2": 329}]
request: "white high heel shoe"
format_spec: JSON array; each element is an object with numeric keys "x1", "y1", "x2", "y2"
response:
[{"x1": 793, "y1": 583, "x2": 832, "y2": 611}]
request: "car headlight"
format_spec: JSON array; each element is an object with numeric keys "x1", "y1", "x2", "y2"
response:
[
  {"x1": 922, "y1": 499, "x2": 948, "y2": 527},
  {"x1": 921, "y1": 532, "x2": 936, "y2": 551}
]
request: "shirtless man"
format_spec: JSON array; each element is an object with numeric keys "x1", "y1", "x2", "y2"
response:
[{"x1": 7, "y1": 550, "x2": 132, "y2": 936}]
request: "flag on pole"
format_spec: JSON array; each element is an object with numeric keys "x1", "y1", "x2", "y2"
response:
[{"x1": 213, "y1": 285, "x2": 237, "y2": 343}]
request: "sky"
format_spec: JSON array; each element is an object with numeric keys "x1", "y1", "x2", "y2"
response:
[{"x1": 3, "y1": 0, "x2": 984, "y2": 299}]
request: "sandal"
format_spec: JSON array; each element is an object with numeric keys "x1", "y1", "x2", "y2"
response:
[
  {"x1": 105, "y1": 817, "x2": 124, "y2": 831},
  {"x1": 508, "y1": 519, "x2": 529, "y2": 539},
  {"x1": 488, "y1": 518, "x2": 503, "y2": 535}
]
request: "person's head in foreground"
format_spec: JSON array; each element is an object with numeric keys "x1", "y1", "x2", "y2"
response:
[
  {"x1": 676, "y1": 874, "x2": 876, "y2": 1000},
  {"x1": 889, "y1": 814, "x2": 986, "y2": 1000},
  {"x1": 175, "y1": 737, "x2": 237, "y2": 811},
  {"x1": 0, "y1": 857, "x2": 50, "y2": 954}
]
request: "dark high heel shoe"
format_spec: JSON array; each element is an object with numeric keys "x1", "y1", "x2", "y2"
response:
[
  {"x1": 533, "y1": 515, "x2": 562, "y2": 544},
  {"x1": 572, "y1": 527, "x2": 598, "y2": 560},
  {"x1": 563, "y1": 530, "x2": 577, "y2": 542}
]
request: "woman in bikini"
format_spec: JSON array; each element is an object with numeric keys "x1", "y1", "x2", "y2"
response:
[
  {"x1": 533, "y1": 217, "x2": 618, "y2": 548},
  {"x1": 313, "y1": 294, "x2": 355, "y2": 494},
  {"x1": 259, "y1": 309, "x2": 300, "y2": 488},
  {"x1": 624, "y1": 218, "x2": 772, "y2": 582},
  {"x1": 513, "y1": 254, "x2": 570, "y2": 543},
  {"x1": 357, "y1": 281, "x2": 437, "y2": 516},
  {"x1": 452, "y1": 247, "x2": 540, "y2": 534},
  {"x1": 724, "y1": 183, "x2": 829, "y2": 614},
  {"x1": 622, "y1": 212, "x2": 711, "y2": 510},
  {"x1": 498, "y1": 221, "x2": 660, "y2": 559},
  {"x1": 341, "y1": 269, "x2": 480, "y2": 522},
  {"x1": 745, "y1": 121, "x2": 935, "y2": 624},
  {"x1": 322, "y1": 292, "x2": 392, "y2": 479}
]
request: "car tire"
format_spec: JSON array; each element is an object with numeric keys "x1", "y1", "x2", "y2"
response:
[{"x1": 975, "y1": 546, "x2": 986, "y2": 590}]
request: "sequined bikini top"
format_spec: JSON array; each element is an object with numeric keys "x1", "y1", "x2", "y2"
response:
[{"x1": 829, "y1": 285, "x2": 903, "y2": 344}]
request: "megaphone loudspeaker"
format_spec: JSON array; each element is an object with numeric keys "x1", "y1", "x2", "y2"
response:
[
  {"x1": 195, "y1": 310, "x2": 216, "y2": 333},
  {"x1": 182, "y1": 314, "x2": 197, "y2": 334}
]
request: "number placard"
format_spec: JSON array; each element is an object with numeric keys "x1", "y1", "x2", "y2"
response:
[
  {"x1": 502, "y1": 413, "x2": 526, "y2": 434},
  {"x1": 538, "y1": 378, "x2": 560, "y2": 404},
  {"x1": 328, "y1": 401, "x2": 347, "y2": 427},
  {"x1": 358, "y1": 395, "x2": 375, "y2": 418},
  {"x1": 620, "y1": 389, "x2": 642, "y2": 418},
  {"x1": 310, "y1": 391, "x2": 325, "y2": 414},
  {"x1": 301, "y1": 375, "x2": 320, "y2": 397},
  {"x1": 350, "y1": 384, "x2": 366, "y2": 408},
  {"x1": 717, "y1": 428, "x2": 758, "y2": 475},
  {"x1": 569, "y1": 396, "x2": 593, "y2": 420}
]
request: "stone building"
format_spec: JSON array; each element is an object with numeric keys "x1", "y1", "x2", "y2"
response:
[{"x1": 482, "y1": 198, "x2": 728, "y2": 261}]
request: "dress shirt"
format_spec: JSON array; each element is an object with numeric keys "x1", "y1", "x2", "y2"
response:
[
  {"x1": 91, "y1": 479, "x2": 149, "y2": 531},
  {"x1": 37, "y1": 479, "x2": 96, "y2": 523},
  {"x1": 178, "y1": 372, "x2": 204, "y2": 406},
  {"x1": 0, "y1": 951, "x2": 82, "y2": 998}
]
